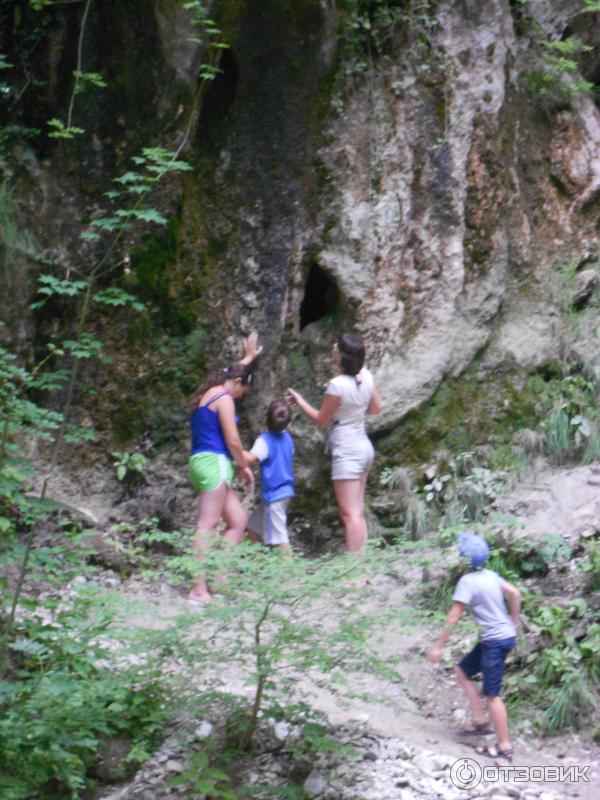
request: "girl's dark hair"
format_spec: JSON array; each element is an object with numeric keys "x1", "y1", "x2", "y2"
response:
[
  {"x1": 267, "y1": 400, "x2": 291, "y2": 432},
  {"x1": 191, "y1": 362, "x2": 253, "y2": 409},
  {"x1": 338, "y1": 332, "x2": 365, "y2": 376}
]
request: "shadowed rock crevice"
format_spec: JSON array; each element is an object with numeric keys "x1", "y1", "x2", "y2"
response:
[
  {"x1": 198, "y1": 47, "x2": 239, "y2": 124},
  {"x1": 300, "y1": 263, "x2": 340, "y2": 331}
]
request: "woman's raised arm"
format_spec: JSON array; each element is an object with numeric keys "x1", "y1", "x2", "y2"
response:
[
  {"x1": 240, "y1": 331, "x2": 263, "y2": 366},
  {"x1": 286, "y1": 388, "x2": 340, "y2": 428}
]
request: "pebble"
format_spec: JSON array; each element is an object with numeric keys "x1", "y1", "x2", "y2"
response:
[
  {"x1": 165, "y1": 760, "x2": 184, "y2": 773},
  {"x1": 273, "y1": 720, "x2": 291, "y2": 741},
  {"x1": 194, "y1": 721, "x2": 213, "y2": 739},
  {"x1": 303, "y1": 770, "x2": 328, "y2": 796},
  {"x1": 95, "y1": 715, "x2": 568, "y2": 800}
]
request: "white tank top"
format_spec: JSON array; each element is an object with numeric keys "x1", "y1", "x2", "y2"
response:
[{"x1": 325, "y1": 367, "x2": 373, "y2": 445}]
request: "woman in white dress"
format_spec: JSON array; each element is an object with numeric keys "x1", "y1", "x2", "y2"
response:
[{"x1": 286, "y1": 332, "x2": 381, "y2": 551}]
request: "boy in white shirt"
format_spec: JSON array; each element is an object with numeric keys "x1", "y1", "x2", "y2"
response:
[{"x1": 245, "y1": 400, "x2": 294, "y2": 548}]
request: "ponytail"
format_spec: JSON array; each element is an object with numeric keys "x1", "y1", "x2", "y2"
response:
[
  {"x1": 338, "y1": 332, "x2": 365, "y2": 380},
  {"x1": 190, "y1": 362, "x2": 253, "y2": 410}
]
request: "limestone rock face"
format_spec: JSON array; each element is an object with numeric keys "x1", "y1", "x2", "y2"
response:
[
  {"x1": 315, "y1": 0, "x2": 517, "y2": 430},
  {"x1": 179, "y1": 0, "x2": 600, "y2": 442},
  {"x1": 3, "y1": 0, "x2": 600, "y2": 461}
]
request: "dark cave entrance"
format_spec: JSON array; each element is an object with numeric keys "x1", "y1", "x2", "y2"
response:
[
  {"x1": 299, "y1": 263, "x2": 340, "y2": 330},
  {"x1": 199, "y1": 48, "x2": 239, "y2": 123}
]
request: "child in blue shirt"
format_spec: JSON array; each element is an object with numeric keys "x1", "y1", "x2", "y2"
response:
[{"x1": 245, "y1": 400, "x2": 294, "y2": 548}]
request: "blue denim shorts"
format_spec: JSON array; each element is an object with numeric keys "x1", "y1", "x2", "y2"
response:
[{"x1": 458, "y1": 637, "x2": 516, "y2": 697}]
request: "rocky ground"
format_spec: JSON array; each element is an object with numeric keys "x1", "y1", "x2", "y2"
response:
[
  {"x1": 95, "y1": 565, "x2": 599, "y2": 800},
  {"x1": 35, "y1": 459, "x2": 600, "y2": 800}
]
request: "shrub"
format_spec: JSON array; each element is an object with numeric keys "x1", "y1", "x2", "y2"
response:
[
  {"x1": 0, "y1": 590, "x2": 168, "y2": 799},
  {"x1": 156, "y1": 541, "x2": 407, "y2": 752}
]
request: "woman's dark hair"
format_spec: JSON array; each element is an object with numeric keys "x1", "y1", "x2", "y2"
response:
[
  {"x1": 338, "y1": 332, "x2": 365, "y2": 376},
  {"x1": 191, "y1": 362, "x2": 253, "y2": 409},
  {"x1": 267, "y1": 400, "x2": 291, "y2": 432}
]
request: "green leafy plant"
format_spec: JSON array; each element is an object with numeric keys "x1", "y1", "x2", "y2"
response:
[
  {"x1": 539, "y1": 374, "x2": 599, "y2": 464},
  {"x1": 504, "y1": 595, "x2": 599, "y2": 732},
  {"x1": 522, "y1": 33, "x2": 594, "y2": 106},
  {"x1": 403, "y1": 491, "x2": 429, "y2": 540},
  {"x1": 0, "y1": 590, "x2": 169, "y2": 799},
  {"x1": 0, "y1": 0, "x2": 229, "y2": 667},
  {"x1": 112, "y1": 450, "x2": 149, "y2": 483},
  {"x1": 168, "y1": 751, "x2": 236, "y2": 799},
  {"x1": 578, "y1": 539, "x2": 600, "y2": 589},
  {"x1": 159, "y1": 542, "x2": 407, "y2": 752}
]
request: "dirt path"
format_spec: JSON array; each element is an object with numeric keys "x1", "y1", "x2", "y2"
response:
[
  {"x1": 52, "y1": 459, "x2": 600, "y2": 799},
  {"x1": 118, "y1": 557, "x2": 599, "y2": 800}
]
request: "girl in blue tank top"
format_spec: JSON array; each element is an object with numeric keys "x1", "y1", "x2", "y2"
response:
[{"x1": 187, "y1": 334, "x2": 261, "y2": 604}]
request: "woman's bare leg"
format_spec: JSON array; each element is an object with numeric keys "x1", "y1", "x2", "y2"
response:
[
  {"x1": 222, "y1": 488, "x2": 248, "y2": 544},
  {"x1": 211, "y1": 488, "x2": 248, "y2": 589},
  {"x1": 333, "y1": 475, "x2": 369, "y2": 552},
  {"x1": 190, "y1": 483, "x2": 228, "y2": 601}
]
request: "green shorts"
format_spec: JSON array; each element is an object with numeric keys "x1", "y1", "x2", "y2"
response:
[{"x1": 189, "y1": 452, "x2": 234, "y2": 493}]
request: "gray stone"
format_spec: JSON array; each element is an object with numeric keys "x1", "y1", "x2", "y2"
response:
[
  {"x1": 303, "y1": 771, "x2": 328, "y2": 796},
  {"x1": 572, "y1": 269, "x2": 599, "y2": 308},
  {"x1": 194, "y1": 721, "x2": 214, "y2": 739},
  {"x1": 273, "y1": 720, "x2": 291, "y2": 741},
  {"x1": 165, "y1": 759, "x2": 185, "y2": 773}
]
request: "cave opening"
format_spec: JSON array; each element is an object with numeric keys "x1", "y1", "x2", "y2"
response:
[
  {"x1": 199, "y1": 48, "x2": 239, "y2": 123},
  {"x1": 299, "y1": 263, "x2": 340, "y2": 330}
]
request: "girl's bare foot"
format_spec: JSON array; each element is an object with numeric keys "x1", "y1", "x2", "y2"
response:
[
  {"x1": 188, "y1": 590, "x2": 212, "y2": 605},
  {"x1": 343, "y1": 576, "x2": 370, "y2": 589}
]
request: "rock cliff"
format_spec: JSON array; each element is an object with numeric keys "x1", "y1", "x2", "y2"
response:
[{"x1": 2, "y1": 0, "x2": 600, "y2": 473}]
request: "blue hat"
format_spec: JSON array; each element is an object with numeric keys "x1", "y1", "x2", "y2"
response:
[{"x1": 457, "y1": 532, "x2": 489, "y2": 569}]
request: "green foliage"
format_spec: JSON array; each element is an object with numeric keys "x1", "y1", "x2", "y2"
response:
[
  {"x1": 540, "y1": 374, "x2": 599, "y2": 464},
  {"x1": 378, "y1": 465, "x2": 408, "y2": 490},
  {"x1": 522, "y1": 33, "x2": 594, "y2": 105},
  {"x1": 158, "y1": 542, "x2": 406, "y2": 751},
  {"x1": 168, "y1": 751, "x2": 236, "y2": 799},
  {"x1": 28, "y1": 0, "x2": 56, "y2": 10},
  {"x1": 339, "y1": 0, "x2": 438, "y2": 67},
  {"x1": 403, "y1": 492, "x2": 429, "y2": 540},
  {"x1": 47, "y1": 117, "x2": 85, "y2": 139},
  {"x1": 504, "y1": 598, "x2": 600, "y2": 732},
  {"x1": 411, "y1": 453, "x2": 508, "y2": 529},
  {"x1": 83, "y1": 148, "x2": 192, "y2": 243},
  {"x1": 578, "y1": 539, "x2": 600, "y2": 589},
  {"x1": 0, "y1": 12, "x2": 242, "y2": 796},
  {"x1": 0, "y1": 339, "x2": 65, "y2": 452},
  {"x1": 112, "y1": 450, "x2": 148, "y2": 482},
  {"x1": 184, "y1": 0, "x2": 230, "y2": 51},
  {"x1": 72, "y1": 70, "x2": 106, "y2": 94},
  {"x1": 62, "y1": 332, "x2": 103, "y2": 360},
  {"x1": 30, "y1": 274, "x2": 87, "y2": 309},
  {"x1": 424, "y1": 472, "x2": 451, "y2": 505},
  {"x1": 486, "y1": 530, "x2": 570, "y2": 580},
  {"x1": 543, "y1": 408, "x2": 571, "y2": 463},
  {"x1": 0, "y1": 591, "x2": 169, "y2": 799},
  {"x1": 92, "y1": 287, "x2": 145, "y2": 311},
  {"x1": 542, "y1": 671, "x2": 598, "y2": 732}
]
